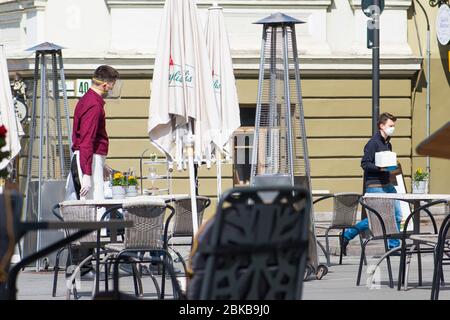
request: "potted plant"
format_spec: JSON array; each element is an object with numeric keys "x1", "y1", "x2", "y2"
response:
[
  {"x1": 111, "y1": 172, "x2": 126, "y2": 199},
  {"x1": 412, "y1": 167, "x2": 429, "y2": 194},
  {"x1": 126, "y1": 175, "x2": 138, "y2": 197}
]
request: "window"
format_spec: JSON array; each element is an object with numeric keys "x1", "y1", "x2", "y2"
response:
[{"x1": 232, "y1": 127, "x2": 254, "y2": 186}]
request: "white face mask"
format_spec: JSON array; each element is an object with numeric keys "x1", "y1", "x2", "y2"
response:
[{"x1": 384, "y1": 127, "x2": 395, "y2": 136}]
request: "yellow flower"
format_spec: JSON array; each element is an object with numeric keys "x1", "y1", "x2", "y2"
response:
[
  {"x1": 417, "y1": 168, "x2": 423, "y2": 174},
  {"x1": 114, "y1": 172, "x2": 123, "y2": 179},
  {"x1": 128, "y1": 176, "x2": 135, "y2": 180}
]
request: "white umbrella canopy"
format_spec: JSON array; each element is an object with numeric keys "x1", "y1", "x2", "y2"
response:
[
  {"x1": 148, "y1": 0, "x2": 221, "y2": 234},
  {"x1": 0, "y1": 45, "x2": 21, "y2": 171},
  {"x1": 205, "y1": 4, "x2": 241, "y2": 197},
  {"x1": 148, "y1": 0, "x2": 221, "y2": 167},
  {"x1": 206, "y1": 4, "x2": 241, "y2": 156}
]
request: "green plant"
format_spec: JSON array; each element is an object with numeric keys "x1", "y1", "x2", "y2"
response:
[
  {"x1": 413, "y1": 168, "x2": 429, "y2": 182},
  {"x1": 127, "y1": 175, "x2": 138, "y2": 186},
  {"x1": 0, "y1": 125, "x2": 10, "y2": 179},
  {"x1": 112, "y1": 172, "x2": 126, "y2": 186}
]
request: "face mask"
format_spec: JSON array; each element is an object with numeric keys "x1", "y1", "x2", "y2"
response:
[
  {"x1": 106, "y1": 79, "x2": 123, "y2": 99},
  {"x1": 384, "y1": 127, "x2": 395, "y2": 136},
  {"x1": 92, "y1": 78, "x2": 123, "y2": 99}
]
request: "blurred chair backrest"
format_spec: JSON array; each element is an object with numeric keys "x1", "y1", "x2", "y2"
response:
[
  {"x1": 122, "y1": 202, "x2": 168, "y2": 250},
  {"x1": 170, "y1": 196, "x2": 210, "y2": 237},
  {"x1": 0, "y1": 190, "x2": 22, "y2": 298},
  {"x1": 59, "y1": 203, "x2": 98, "y2": 243},
  {"x1": 331, "y1": 193, "x2": 360, "y2": 227},
  {"x1": 363, "y1": 197, "x2": 398, "y2": 238},
  {"x1": 195, "y1": 186, "x2": 311, "y2": 300}
]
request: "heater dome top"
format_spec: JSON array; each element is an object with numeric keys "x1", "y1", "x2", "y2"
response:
[
  {"x1": 254, "y1": 12, "x2": 306, "y2": 25},
  {"x1": 26, "y1": 42, "x2": 64, "y2": 53}
]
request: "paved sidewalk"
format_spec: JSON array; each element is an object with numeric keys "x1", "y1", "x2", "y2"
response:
[{"x1": 14, "y1": 254, "x2": 449, "y2": 300}]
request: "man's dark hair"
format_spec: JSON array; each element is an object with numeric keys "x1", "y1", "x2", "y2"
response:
[
  {"x1": 377, "y1": 112, "x2": 397, "y2": 128},
  {"x1": 93, "y1": 65, "x2": 119, "y2": 83}
]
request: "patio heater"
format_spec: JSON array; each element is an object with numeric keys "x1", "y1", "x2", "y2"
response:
[
  {"x1": 250, "y1": 13, "x2": 327, "y2": 279},
  {"x1": 22, "y1": 42, "x2": 72, "y2": 271}
]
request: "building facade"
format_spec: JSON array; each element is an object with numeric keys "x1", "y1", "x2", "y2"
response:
[{"x1": 1, "y1": 0, "x2": 448, "y2": 216}]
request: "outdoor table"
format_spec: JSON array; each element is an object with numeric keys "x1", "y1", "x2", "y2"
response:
[
  {"x1": 59, "y1": 196, "x2": 163, "y2": 294},
  {"x1": 363, "y1": 193, "x2": 450, "y2": 286},
  {"x1": 363, "y1": 193, "x2": 450, "y2": 234},
  {"x1": 58, "y1": 194, "x2": 189, "y2": 294}
]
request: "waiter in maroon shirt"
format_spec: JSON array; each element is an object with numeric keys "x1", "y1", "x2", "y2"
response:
[
  {"x1": 67, "y1": 65, "x2": 119, "y2": 200},
  {"x1": 65, "y1": 65, "x2": 119, "y2": 278}
]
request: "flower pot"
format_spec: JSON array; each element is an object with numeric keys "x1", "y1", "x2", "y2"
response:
[
  {"x1": 412, "y1": 180, "x2": 427, "y2": 194},
  {"x1": 125, "y1": 185, "x2": 138, "y2": 197},
  {"x1": 112, "y1": 186, "x2": 126, "y2": 199}
]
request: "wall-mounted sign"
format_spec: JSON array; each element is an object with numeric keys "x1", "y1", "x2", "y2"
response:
[
  {"x1": 436, "y1": 4, "x2": 450, "y2": 46},
  {"x1": 76, "y1": 79, "x2": 92, "y2": 97}
]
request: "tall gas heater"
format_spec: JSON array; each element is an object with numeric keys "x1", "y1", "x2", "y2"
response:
[
  {"x1": 22, "y1": 42, "x2": 72, "y2": 271},
  {"x1": 250, "y1": 13, "x2": 326, "y2": 278}
]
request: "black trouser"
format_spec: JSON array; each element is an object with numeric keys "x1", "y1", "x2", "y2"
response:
[{"x1": 66, "y1": 153, "x2": 94, "y2": 275}]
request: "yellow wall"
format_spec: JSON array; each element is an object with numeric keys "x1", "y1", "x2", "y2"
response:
[
  {"x1": 18, "y1": 77, "x2": 413, "y2": 218},
  {"x1": 407, "y1": 2, "x2": 450, "y2": 195}
]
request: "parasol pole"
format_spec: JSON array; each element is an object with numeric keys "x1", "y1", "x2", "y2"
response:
[
  {"x1": 216, "y1": 149, "x2": 222, "y2": 199},
  {"x1": 186, "y1": 121, "x2": 199, "y2": 235}
]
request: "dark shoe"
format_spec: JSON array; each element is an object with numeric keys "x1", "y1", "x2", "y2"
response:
[{"x1": 339, "y1": 233, "x2": 349, "y2": 256}]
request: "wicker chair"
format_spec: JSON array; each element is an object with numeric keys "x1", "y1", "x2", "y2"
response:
[
  {"x1": 51, "y1": 202, "x2": 99, "y2": 298},
  {"x1": 166, "y1": 196, "x2": 211, "y2": 274},
  {"x1": 357, "y1": 197, "x2": 420, "y2": 288},
  {"x1": 102, "y1": 201, "x2": 181, "y2": 299},
  {"x1": 184, "y1": 186, "x2": 311, "y2": 300},
  {"x1": 52, "y1": 202, "x2": 129, "y2": 299},
  {"x1": 315, "y1": 193, "x2": 364, "y2": 266}
]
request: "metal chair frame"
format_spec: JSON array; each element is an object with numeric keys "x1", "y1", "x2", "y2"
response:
[
  {"x1": 430, "y1": 207, "x2": 450, "y2": 300},
  {"x1": 357, "y1": 197, "x2": 436, "y2": 289},
  {"x1": 397, "y1": 199, "x2": 450, "y2": 298},
  {"x1": 51, "y1": 203, "x2": 117, "y2": 298},
  {"x1": 166, "y1": 196, "x2": 211, "y2": 274},
  {"x1": 100, "y1": 202, "x2": 181, "y2": 299},
  {"x1": 397, "y1": 200, "x2": 443, "y2": 292},
  {"x1": 314, "y1": 193, "x2": 366, "y2": 266}
]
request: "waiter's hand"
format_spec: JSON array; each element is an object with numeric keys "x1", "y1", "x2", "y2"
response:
[{"x1": 80, "y1": 174, "x2": 92, "y2": 197}]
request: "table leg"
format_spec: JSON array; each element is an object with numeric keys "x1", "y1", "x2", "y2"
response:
[
  {"x1": 413, "y1": 200, "x2": 422, "y2": 286},
  {"x1": 95, "y1": 231, "x2": 100, "y2": 294},
  {"x1": 413, "y1": 200, "x2": 420, "y2": 235}
]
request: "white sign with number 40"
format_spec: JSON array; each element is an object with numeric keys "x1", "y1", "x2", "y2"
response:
[{"x1": 76, "y1": 79, "x2": 92, "y2": 97}]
